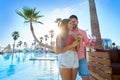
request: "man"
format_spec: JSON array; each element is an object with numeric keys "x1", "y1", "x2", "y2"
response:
[{"x1": 69, "y1": 15, "x2": 93, "y2": 80}]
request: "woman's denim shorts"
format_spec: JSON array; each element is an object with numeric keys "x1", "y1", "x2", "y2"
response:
[{"x1": 58, "y1": 51, "x2": 79, "y2": 68}]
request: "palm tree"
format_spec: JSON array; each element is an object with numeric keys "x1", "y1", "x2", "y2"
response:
[
  {"x1": 16, "y1": 7, "x2": 43, "y2": 42},
  {"x1": 17, "y1": 41, "x2": 22, "y2": 52},
  {"x1": 12, "y1": 31, "x2": 20, "y2": 53},
  {"x1": 33, "y1": 40, "x2": 37, "y2": 51},
  {"x1": 39, "y1": 37, "x2": 43, "y2": 42},
  {"x1": 89, "y1": 0, "x2": 103, "y2": 49},
  {"x1": 16, "y1": 7, "x2": 53, "y2": 50},
  {"x1": 44, "y1": 34, "x2": 49, "y2": 54},
  {"x1": 55, "y1": 18, "x2": 62, "y2": 26},
  {"x1": 44, "y1": 34, "x2": 49, "y2": 44},
  {"x1": 49, "y1": 30, "x2": 54, "y2": 47},
  {"x1": 31, "y1": 42, "x2": 34, "y2": 52},
  {"x1": 23, "y1": 42, "x2": 27, "y2": 48}
]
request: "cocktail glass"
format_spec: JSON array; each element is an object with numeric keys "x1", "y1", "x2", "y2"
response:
[
  {"x1": 75, "y1": 34, "x2": 81, "y2": 42},
  {"x1": 89, "y1": 35, "x2": 96, "y2": 43}
]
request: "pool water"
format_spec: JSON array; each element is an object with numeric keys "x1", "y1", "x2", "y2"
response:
[{"x1": 0, "y1": 52, "x2": 82, "y2": 80}]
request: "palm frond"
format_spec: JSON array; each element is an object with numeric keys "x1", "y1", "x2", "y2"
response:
[
  {"x1": 36, "y1": 15, "x2": 44, "y2": 18},
  {"x1": 12, "y1": 31, "x2": 20, "y2": 40},
  {"x1": 24, "y1": 20, "x2": 30, "y2": 23},
  {"x1": 36, "y1": 21, "x2": 43, "y2": 24},
  {"x1": 16, "y1": 7, "x2": 44, "y2": 24},
  {"x1": 55, "y1": 18, "x2": 62, "y2": 23},
  {"x1": 23, "y1": 7, "x2": 32, "y2": 19},
  {"x1": 16, "y1": 10, "x2": 28, "y2": 20}
]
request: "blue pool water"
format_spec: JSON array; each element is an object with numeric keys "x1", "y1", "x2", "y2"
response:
[{"x1": 0, "y1": 52, "x2": 82, "y2": 80}]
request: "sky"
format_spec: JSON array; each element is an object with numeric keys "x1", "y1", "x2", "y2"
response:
[{"x1": 0, "y1": 0, "x2": 120, "y2": 48}]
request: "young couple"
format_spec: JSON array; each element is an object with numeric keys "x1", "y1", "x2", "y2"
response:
[{"x1": 54, "y1": 15, "x2": 94, "y2": 80}]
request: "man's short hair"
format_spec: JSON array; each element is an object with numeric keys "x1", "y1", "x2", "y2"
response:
[{"x1": 69, "y1": 15, "x2": 78, "y2": 20}]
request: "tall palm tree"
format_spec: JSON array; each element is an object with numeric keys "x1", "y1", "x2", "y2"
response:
[
  {"x1": 89, "y1": 0, "x2": 103, "y2": 49},
  {"x1": 12, "y1": 31, "x2": 20, "y2": 53},
  {"x1": 16, "y1": 7, "x2": 43, "y2": 42},
  {"x1": 55, "y1": 18, "x2": 62, "y2": 26},
  {"x1": 16, "y1": 7, "x2": 53, "y2": 50},
  {"x1": 49, "y1": 30, "x2": 54, "y2": 47}
]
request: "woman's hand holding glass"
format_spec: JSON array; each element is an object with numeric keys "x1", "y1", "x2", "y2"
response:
[
  {"x1": 74, "y1": 34, "x2": 81, "y2": 50},
  {"x1": 71, "y1": 41, "x2": 80, "y2": 48}
]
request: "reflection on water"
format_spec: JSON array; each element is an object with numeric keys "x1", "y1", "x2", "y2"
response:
[
  {"x1": 7, "y1": 65, "x2": 16, "y2": 76},
  {"x1": 0, "y1": 52, "x2": 59, "y2": 80}
]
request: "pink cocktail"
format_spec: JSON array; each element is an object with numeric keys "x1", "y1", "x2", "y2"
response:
[{"x1": 89, "y1": 35, "x2": 96, "y2": 43}]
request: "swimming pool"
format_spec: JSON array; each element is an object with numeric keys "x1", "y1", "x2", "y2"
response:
[{"x1": 0, "y1": 52, "x2": 81, "y2": 80}]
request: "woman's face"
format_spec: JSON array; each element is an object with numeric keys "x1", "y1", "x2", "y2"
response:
[{"x1": 67, "y1": 20, "x2": 74, "y2": 31}]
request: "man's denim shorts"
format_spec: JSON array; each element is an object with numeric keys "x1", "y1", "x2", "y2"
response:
[
  {"x1": 78, "y1": 58, "x2": 90, "y2": 77},
  {"x1": 58, "y1": 51, "x2": 79, "y2": 68}
]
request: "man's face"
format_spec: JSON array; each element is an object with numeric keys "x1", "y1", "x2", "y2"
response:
[{"x1": 70, "y1": 18, "x2": 78, "y2": 31}]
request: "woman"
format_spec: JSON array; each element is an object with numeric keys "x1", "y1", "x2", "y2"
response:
[{"x1": 54, "y1": 19, "x2": 79, "y2": 80}]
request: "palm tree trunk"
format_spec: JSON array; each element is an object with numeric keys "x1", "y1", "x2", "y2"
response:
[
  {"x1": 89, "y1": 0, "x2": 103, "y2": 49},
  {"x1": 30, "y1": 22, "x2": 53, "y2": 50},
  {"x1": 51, "y1": 37, "x2": 52, "y2": 47},
  {"x1": 13, "y1": 40, "x2": 15, "y2": 53}
]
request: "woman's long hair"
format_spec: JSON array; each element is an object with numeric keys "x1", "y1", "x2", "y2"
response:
[{"x1": 58, "y1": 19, "x2": 70, "y2": 40}]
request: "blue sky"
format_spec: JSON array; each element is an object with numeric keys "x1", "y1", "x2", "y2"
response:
[{"x1": 0, "y1": 0, "x2": 120, "y2": 48}]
